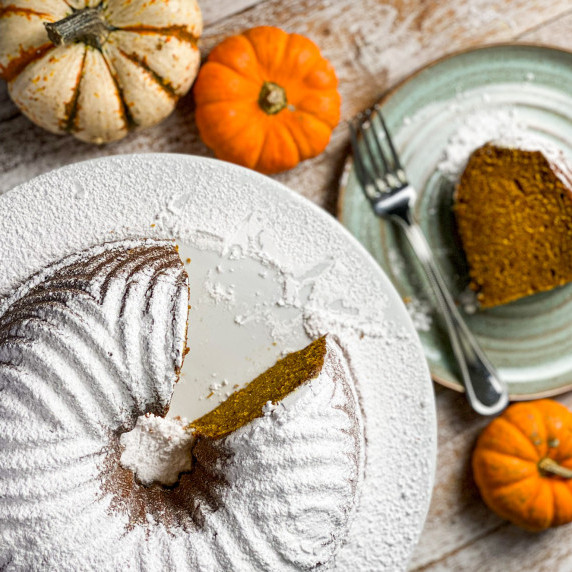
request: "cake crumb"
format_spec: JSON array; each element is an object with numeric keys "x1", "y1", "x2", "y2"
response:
[{"x1": 262, "y1": 401, "x2": 278, "y2": 415}]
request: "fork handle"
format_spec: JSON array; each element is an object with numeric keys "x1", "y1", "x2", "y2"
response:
[{"x1": 395, "y1": 215, "x2": 509, "y2": 416}]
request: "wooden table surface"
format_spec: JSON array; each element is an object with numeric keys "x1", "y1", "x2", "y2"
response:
[{"x1": 3, "y1": 1, "x2": 572, "y2": 570}]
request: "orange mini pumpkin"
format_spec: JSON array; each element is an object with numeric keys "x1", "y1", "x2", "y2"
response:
[
  {"x1": 473, "y1": 399, "x2": 572, "y2": 531},
  {"x1": 193, "y1": 26, "x2": 340, "y2": 174}
]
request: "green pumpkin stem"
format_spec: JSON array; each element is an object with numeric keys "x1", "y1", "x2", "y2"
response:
[
  {"x1": 538, "y1": 457, "x2": 572, "y2": 479},
  {"x1": 258, "y1": 82, "x2": 287, "y2": 115},
  {"x1": 45, "y1": 8, "x2": 110, "y2": 50}
]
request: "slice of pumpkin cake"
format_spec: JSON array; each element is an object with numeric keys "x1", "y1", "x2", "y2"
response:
[
  {"x1": 455, "y1": 143, "x2": 572, "y2": 308},
  {"x1": 191, "y1": 336, "x2": 329, "y2": 438}
]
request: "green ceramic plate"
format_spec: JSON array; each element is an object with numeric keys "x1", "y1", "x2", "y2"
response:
[{"x1": 339, "y1": 44, "x2": 572, "y2": 399}]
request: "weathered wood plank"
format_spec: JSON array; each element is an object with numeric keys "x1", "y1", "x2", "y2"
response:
[
  {"x1": 2, "y1": 0, "x2": 572, "y2": 213},
  {"x1": 518, "y1": 9, "x2": 572, "y2": 47},
  {"x1": 201, "y1": 0, "x2": 267, "y2": 26}
]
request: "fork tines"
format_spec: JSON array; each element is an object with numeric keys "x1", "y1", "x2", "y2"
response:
[{"x1": 349, "y1": 106, "x2": 408, "y2": 200}]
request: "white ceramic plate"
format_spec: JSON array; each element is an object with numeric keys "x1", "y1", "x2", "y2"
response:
[{"x1": 0, "y1": 154, "x2": 436, "y2": 570}]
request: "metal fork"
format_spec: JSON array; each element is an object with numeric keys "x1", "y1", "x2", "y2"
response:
[{"x1": 349, "y1": 106, "x2": 508, "y2": 416}]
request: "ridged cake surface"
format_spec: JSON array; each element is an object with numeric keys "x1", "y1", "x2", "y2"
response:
[{"x1": 0, "y1": 240, "x2": 364, "y2": 571}]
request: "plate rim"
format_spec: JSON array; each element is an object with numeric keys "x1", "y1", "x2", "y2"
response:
[{"x1": 337, "y1": 43, "x2": 572, "y2": 399}]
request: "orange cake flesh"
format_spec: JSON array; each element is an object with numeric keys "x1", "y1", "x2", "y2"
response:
[
  {"x1": 455, "y1": 144, "x2": 572, "y2": 308},
  {"x1": 190, "y1": 336, "x2": 327, "y2": 439}
]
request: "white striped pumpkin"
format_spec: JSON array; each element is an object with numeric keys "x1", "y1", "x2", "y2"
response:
[{"x1": 0, "y1": 0, "x2": 202, "y2": 143}]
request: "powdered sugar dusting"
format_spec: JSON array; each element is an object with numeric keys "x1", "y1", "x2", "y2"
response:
[
  {"x1": 0, "y1": 155, "x2": 436, "y2": 571},
  {"x1": 437, "y1": 108, "x2": 527, "y2": 181},
  {"x1": 0, "y1": 243, "x2": 364, "y2": 571},
  {"x1": 438, "y1": 111, "x2": 572, "y2": 184},
  {"x1": 120, "y1": 414, "x2": 194, "y2": 486},
  {"x1": 405, "y1": 298, "x2": 434, "y2": 332},
  {"x1": 203, "y1": 337, "x2": 366, "y2": 570},
  {"x1": 204, "y1": 277, "x2": 235, "y2": 304},
  {"x1": 262, "y1": 400, "x2": 277, "y2": 415}
]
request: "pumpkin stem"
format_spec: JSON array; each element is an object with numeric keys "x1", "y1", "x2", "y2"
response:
[
  {"x1": 258, "y1": 82, "x2": 288, "y2": 115},
  {"x1": 538, "y1": 457, "x2": 572, "y2": 479},
  {"x1": 45, "y1": 8, "x2": 110, "y2": 50}
]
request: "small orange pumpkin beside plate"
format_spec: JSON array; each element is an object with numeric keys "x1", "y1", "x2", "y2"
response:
[
  {"x1": 473, "y1": 399, "x2": 572, "y2": 531},
  {"x1": 194, "y1": 26, "x2": 341, "y2": 174}
]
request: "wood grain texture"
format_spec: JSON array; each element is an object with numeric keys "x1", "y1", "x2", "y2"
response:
[
  {"x1": 3, "y1": 2, "x2": 572, "y2": 570},
  {"x1": 519, "y1": 9, "x2": 572, "y2": 47},
  {"x1": 2, "y1": 0, "x2": 572, "y2": 212},
  {"x1": 201, "y1": 0, "x2": 268, "y2": 26}
]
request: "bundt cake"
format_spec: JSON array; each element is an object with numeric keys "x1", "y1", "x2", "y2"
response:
[
  {"x1": 455, "y1": 143, "x2": 572, "y2": 308},
  {"x1": 0, "y1": 239, "x2": 364, "y2": 570}
]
